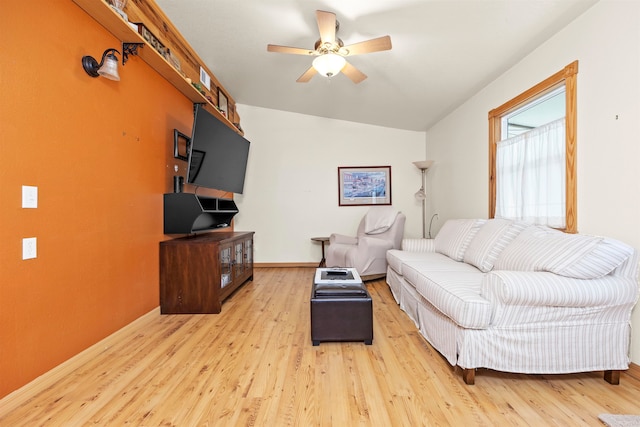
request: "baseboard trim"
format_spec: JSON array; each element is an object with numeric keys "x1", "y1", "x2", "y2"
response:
[{"x1": 0, "y1": 307, "x2": 160, "y2": 409}]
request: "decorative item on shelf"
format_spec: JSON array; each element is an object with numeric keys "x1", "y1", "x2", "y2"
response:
[
  {"x1": 82, "y1": 42, "x2": 144, "y2": 81},
  {"x1": 228, "y1": 104, "x2": 235, "y2": 122},
  {"x1": 413, "y1": 160, "x2": 434, "y2": 238},
  {"x1": 109, "y1": 0, "x2": 128, "y2": 21},
  {"x1": 233, "y1": 123, "x2": 243, "y2": 132},
  {"x1": 191, "y1": 82, "x2": 205, "y2": 95},
  {"x1": 163, "y1": 48, "x2": 181, "y2": 72},
  {"x1": 217, "y1": 88, "x2": 228, "y2": 117},
  {"x1": 132, "y1": 23, "x2": 166, "y2": 57},
  {"x1": 199, "y1": 67, "x2": 212, "y2": 91}
]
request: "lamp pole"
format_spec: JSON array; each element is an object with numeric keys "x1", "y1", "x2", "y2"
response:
[
  {"x1": 420, "y1": 168, "x2": 427, "y2": 238},
  {"x1": 413, "y1": 160, "x2": 434, "y2": 239}
]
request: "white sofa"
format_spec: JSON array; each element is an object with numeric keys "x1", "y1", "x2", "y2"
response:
[{"x1": 386, "y1": 218, "x2": 639, "y2": 384}]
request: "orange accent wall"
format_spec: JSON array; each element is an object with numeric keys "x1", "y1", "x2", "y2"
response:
[{"x1": 0, "y1": 0, "x2": 225, "y2": 398}]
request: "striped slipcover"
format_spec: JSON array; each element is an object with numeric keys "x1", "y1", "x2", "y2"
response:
[{"x1": 385, "y1": 220, "x2": 640, "y2": 376}]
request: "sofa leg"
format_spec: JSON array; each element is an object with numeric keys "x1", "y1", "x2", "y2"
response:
[
  {"x1": 604, "y1": 370, "x2": 620, "y2": 385},
  {"x1": 462, "y1": 368, "x2": 475, "y2": 385}
]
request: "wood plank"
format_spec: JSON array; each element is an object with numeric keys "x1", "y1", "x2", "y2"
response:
[{"x1": 2, "y1": 268, "x2": 640, "y2": 426}]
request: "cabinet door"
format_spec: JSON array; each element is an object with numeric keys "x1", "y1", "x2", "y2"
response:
[
  {"x1": 234, "y1": 240, "x2": 244, "y2": 278},
  {"x1": 244, "y1": 238, "x2": 253, "y2": 269},
  {"x1": 220, "y1": 243, "x2": 233, "y2": 288}
]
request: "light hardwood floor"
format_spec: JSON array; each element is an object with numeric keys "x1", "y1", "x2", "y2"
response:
[{"x1": 1, "y1": 267, "x2": 639, "y2": 426}]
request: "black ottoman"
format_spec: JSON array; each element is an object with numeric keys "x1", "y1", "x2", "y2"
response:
[{"x1": 310, "y1": 269, "x2": 373, "y2": 346}]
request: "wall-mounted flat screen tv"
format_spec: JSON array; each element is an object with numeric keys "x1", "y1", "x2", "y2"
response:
[{"x1": 186, "y1": 104, "x2": 251, "y2": 194}]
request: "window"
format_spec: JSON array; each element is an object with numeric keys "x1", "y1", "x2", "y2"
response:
[{"x1": 488, "y1": 61, "x2": 578, "y2": 233}]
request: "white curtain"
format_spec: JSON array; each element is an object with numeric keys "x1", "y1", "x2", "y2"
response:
[{"x1": 495, "y1": 117, "x2": 566, "y2": 228}]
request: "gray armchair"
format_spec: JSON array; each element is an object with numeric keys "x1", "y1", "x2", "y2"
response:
[{"x1": 326, "y1": 207, "x2": 406, "y2": 280}]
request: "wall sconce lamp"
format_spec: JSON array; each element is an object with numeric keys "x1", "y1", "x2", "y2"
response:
[
  {"x1": 81, "y1": 43, "x2": 144, "y2": 81},
  {"x1": 413, "y1": 160, "x2": 434, "y2": 238}
]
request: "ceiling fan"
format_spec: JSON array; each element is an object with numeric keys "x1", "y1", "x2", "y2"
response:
[{"x1": 267, "y1": 10, "x2": 392, "y2": 84}]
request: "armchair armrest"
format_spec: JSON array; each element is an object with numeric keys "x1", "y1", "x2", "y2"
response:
[
  {"x1": 359, "y1": 236, "x2": 394, "y2": 252},
  {"x1": 351, "y1": 236, "x2": 395, "y2": 274},
  {"x1": 330, "y1": 233, "x2": 359, "y2": 245}
]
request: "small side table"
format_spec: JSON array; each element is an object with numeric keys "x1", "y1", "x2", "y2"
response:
[{"x1": 310, "y1": 237, "x2": 330, "y2": 267}]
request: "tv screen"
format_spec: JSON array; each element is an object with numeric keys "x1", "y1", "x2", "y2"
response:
[{"x1": 186, "y1": 104, "x2": 250, "y2": 194}]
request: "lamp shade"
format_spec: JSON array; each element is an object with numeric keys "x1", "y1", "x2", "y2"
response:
[
  {"x1": 312, "y1": 53, "x2": 346, "y2": 77},
  {"x1": 98, "y1": 53, "x2": 120, "y2": 81},
  {"x1": 413, "y1": 160, "x2": 434, "y2": 170}
]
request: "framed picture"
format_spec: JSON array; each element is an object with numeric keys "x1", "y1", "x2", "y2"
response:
[
  {"x1": 173, "y1": 129, "x2": 190, "y2": 161},
  {"x1": 338, "y1": 166, "x2": 392, "y2": 206},
  {"x1": 218, "y1": 88, "x2": 228, "y2": 117}
]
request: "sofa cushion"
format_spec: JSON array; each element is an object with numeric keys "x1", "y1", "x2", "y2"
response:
[
  {"x1": 434, "y1": 219, "x2": 485, "y2": 261},
  {"x1": 463, "y1": 219, "x2": 527, "y2": 272},
  {"x1": 494, "y1": 225, "x2": 602, "y2": 274},
  {"x1": 387, "y1": 249, "x2": 441, "y2": 276},
  {"x1": 401, "y1": 253, "x2": 479, "y2": 287},
  {"x1": 553, "y1": 237, "x2": 634, "y2": 279},
  {"x1": 403, "y1": 267, "x2": 491, "y2": 329}
]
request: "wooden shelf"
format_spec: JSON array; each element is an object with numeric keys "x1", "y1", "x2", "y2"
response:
[{"x1": 72, "y1": 0, "x2": 239, "y2": 133}]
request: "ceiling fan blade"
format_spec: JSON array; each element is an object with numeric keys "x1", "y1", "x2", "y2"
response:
[
  {"x1": 316, "y1": 10, "x2": 336, "y2": 45},
  {"x1": 342, "y1": 61, "x2": 367, "y2": 84},
  {"x1": 296, "y1": 66, "x2": 318, "y2": 83},
  {"x1": 342, "y1": 35, "x2": 392, "y2": 56},
  {"x1": 267, "y1": 44, "x2": 315, "y2": 55}
]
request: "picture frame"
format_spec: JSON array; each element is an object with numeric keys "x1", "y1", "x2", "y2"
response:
[
  {"x1": 217, "y1": 88, "x2": 228, "y2": 117},
  {"x1": 173, "y1": 129, "x2": 191, "y2": 161},
  {"x1": 338, "y1": 166, "x2": 392, "y2": 206}
]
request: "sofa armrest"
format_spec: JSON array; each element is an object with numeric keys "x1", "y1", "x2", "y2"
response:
[
  {"x1": 401, "y1": 238, "x2": 435, "y2": 252},
  {"x1": 482, "y1": 271, "x2": 639, "y2": 308},
  {"x1": 330, "y1": 233, "x2": 358, "y2": 245}
]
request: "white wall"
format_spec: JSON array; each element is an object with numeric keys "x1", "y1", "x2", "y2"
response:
[
  {"x1": 425, "y1": 0, "x2": 640, "y2": 363},
  {"x1": 234, "y1": 105, "x2": 426, "y2": 263}
]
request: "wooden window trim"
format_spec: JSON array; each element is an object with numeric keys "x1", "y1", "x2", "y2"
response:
[{"x1": 488, "y1": 61, "x2": 578, "y2": 233}]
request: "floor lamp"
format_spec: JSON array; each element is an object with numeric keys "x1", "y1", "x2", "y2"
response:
[{"x1": 413, "y1": 160, "x2": 434, "y2": 238}]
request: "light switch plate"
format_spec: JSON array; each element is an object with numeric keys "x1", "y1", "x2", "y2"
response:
[
  {"x1": 23, "y1": 237, "x2": 37, "y2": 260},
  {"x1": 22, "y1": 185, "x2": 38, "y2": 208}
]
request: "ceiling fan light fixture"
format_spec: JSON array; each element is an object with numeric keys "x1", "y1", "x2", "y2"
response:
[{"x1": 312, "y1": 53, "x2": 346, "y2": 78}]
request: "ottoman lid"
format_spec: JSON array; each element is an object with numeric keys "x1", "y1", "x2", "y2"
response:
[{"x1": 315, "y1": 282, "x2": 367, "y2": 296}]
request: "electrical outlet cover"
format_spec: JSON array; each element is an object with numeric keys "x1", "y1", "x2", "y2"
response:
[
  {"x1": 22, "y1": 237, "x2": 37, "y2": 260},
  {"x1": 22, "y1": 185, "x2": 38, "y2": 208}
]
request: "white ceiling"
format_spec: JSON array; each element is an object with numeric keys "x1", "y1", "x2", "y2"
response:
[{"x1": 154, "y1": 0, "x2": 597, "y2": 132}]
